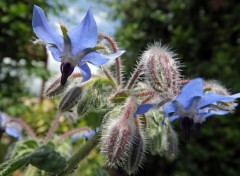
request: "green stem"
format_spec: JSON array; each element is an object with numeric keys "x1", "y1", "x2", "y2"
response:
[
  {"x1": 101, "y1": 66, "x2": 117, "y2": 88},
  {"x1": 59, "y1": 131, "x2": 101, "y2": 176}
]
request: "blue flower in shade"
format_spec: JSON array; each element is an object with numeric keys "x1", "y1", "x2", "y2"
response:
[
  {"x1": 71, "y1": 128, "x2": 98, "y2": 142},
  {"x1": 0, "y1": 112, "x2": 22, "y2": 140},
  {"x1": 163, "y1": 78, "x2": 240, "y2": 139},
  {"x1": 32, "y1": 5, "x2": 125, "y2": 85}
]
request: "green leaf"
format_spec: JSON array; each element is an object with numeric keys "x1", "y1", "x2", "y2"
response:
[
  {"x1": 29, "y1": 145, "x2": 67, "y2": 174},
  {"x1": 0, "y1": 154, "x2": 30, "y2": 176},
  {"x1": 11, "y1": 139, "x2": 39, "y2": 160}
]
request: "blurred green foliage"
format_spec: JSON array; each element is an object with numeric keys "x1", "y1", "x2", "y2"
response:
[
  {"x1": 0, "y1": 0, "x2": 51, "y2": 116},
  {"x1": 99, "y1": 0, "x2": 240, "y2": 175}
]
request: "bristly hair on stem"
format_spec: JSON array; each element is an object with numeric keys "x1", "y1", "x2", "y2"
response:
[
  {"x1": 98, "y1": 33, "x2": 123, "y2": 86},
  {"x1": 126, "y1": 62, "x2": 143, "y2": 89},
  {"x1": 44, "y1": 114, "x2": 62, "y2": 143},
  {"x1": 101, "y1": 66, "x2": 118, "y2": 88},
  {"x1": 10, "y1": 118, "x2": 37, "y2": 139}
]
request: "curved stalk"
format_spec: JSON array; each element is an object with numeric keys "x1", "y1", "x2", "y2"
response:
[{"x1": 59, "y1": 131, "x2": 100, "y2": 176}]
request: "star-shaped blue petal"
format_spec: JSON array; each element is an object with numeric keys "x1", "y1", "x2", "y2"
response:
[{"x1": 32, "y1": 5, "x2": 125, "y2": 85}]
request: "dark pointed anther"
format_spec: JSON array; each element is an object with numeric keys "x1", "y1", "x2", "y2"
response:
[
  {"x1": 179, "y1": 117, "x2": 194, "y2": 140},
  {"x1": 60, "y1": 62, "x2": 74, "y2": 86}
]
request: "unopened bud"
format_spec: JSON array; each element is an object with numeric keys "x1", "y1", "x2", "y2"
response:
[
  {"x1": 146, "y1": 112, "x2": 163, "y2": 155},
  {"x1": 100, "y1": 97, "x2": 138, "y2": 167},
  {"x1": 141, "y1": 42, "x2": 182, "y2": 99},
  {"x1": 45, "y1": 78, "x2": 68, "y2": 97},
  {"x1": 59, "y1": 86, "x2": 82, "y2": 112},
  {"x1": 204, "y1": 80, "x2": 236, "y2": 111},
  {"x1": 160, "y1": 123, "x2": 178, "y2": 160},
  {"x1": 125, "y1": 117, "x2": 146, "y2": 175},
  {"x1": 204, "y1": 80, "x2": 230, "y2": 95}
]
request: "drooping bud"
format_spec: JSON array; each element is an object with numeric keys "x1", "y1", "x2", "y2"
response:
[
  {"x1": 146, "y1": 112, "x2": 163, "y2": 155},
  {"x1": 100, "y1": 97, "x2": 138, "y2": 167},
  {"x1": 204, "y1": 80, "x2": 230, "y2": 95},
  {"x1": 77, "y1": 79, "x2": 112, "y2": 117},
  {"x1": 124, "y1": 117, "x2": 147, "y2": 175},
  {"x1": 45, "y1": 78, "x2": 69, "y2": 97},
  {"x1": 59, "y1": 86, "x2": 82, "y2": 112},
  {"x1": 203, "y1": 80, "x2": 236, "y2": 111},
  {"x1": 141, "y1": 42, "x2": 182, "y2": 99},
  {"x1": 160, "y1": 122, "x2": 178, "y2": 160},
  {"x1": 60, "y1": 62, "x2": 75, "y2": 86}
]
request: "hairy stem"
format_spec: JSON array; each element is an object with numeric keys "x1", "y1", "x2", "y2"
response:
[
  {"x1": 10, "y1": 118, "x2": 37, "y2": 139},
  {"x1": 101, "y1": 67, "x2": 118, "y2": 88},
  {"x1": 59, "y1": 131, "x2": 100, "y2": 176},
  {"x1": 133, "y1": 90, "x2": 156, "y2": 97},
  {"x1": 99, "y1": 33, "x2": 122, "y2": 86},
  {"x1": 44, "y1": 114, "x2": 62, "y2": 143},
  {"x1": 126, "y1": 63, "x2": 143, "y2": 89}
]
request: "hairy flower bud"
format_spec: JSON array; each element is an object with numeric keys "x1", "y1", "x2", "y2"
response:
[
  {"x1": 203, "y1": 80, "x2": 236, "y2": 111},
  {"x1": 146, "y1": 112, "x2": 165, "y2": 155},
  {"x1": 124, "y1": 117, "x2": 147, "y2": 175},
  {"x1": 141, "y1": 42, "x2": 182, "y2": 99},
  {"x1": 100, "y1": 97, "x2": 138, "y2": 167},
  {"x1": 45, "y1": 78, "x2": 68, "y2": 97},
  {"x1": 59, "y1": 86, "x2": 82, "y2": 112},
  {"x1": 160, "y1": 123, "x2": 178, "y2": 160}
]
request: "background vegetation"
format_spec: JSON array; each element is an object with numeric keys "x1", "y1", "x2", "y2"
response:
[{"x1": 1, "y1": 0, "x2": 240, "y2": 175}]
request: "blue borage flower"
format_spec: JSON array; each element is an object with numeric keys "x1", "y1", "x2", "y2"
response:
[
  {"x1": 0, "y1": 112, "x2": 22, "y2": 140},
  {"x1": 135, "y1": 78, "x2": 240, "y2": 139},
  {"x1": 163, "y1": 78, "x2": 240, "y2": 139},
  {"x1": 32, "y1": 5, "x2": 125, "y2": 85},
  {"x1": 71, "y1": 128, "x2": 98, "y2": 142}
]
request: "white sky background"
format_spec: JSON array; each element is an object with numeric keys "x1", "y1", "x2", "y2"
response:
[{"x1": 29, "y1": 0, "x2": 120, "y2": 95}]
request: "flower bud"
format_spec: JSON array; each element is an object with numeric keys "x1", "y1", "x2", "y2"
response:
[
  {"x1": 45, "y1": 78, "x2": 68, "y2": 97},
  {"x1": 124, "y1": 117, "x2": 147, "y2": 175},
  {"x1": 146, "y1": 112, "x2": 163, "y2": 155},
  {"x1": 160, "y1": 123, "x2": 178, "y2": 160},
  {"x1": 141, "y1": 42, "x2": 182, "y2": 99},
  {"x1": 59, "y1": 86, "x2": 82, "y2": 112},
  {"x1": 100, "y1": 97, "x2": 138, "y2": 167},
  {"x1": 204, "y1": 80, "x2": 229, "y2": 95},
  {"x1": 203, "y1": 80, "x2": 236, "y2": 111}
]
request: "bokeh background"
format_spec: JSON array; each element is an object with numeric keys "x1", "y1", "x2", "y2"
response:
[{"x1": 1, "y1": 0, "x2": 240, "y2": 175}]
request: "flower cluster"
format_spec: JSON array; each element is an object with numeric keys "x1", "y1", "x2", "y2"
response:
[{"x1": 30, "y1": 5, "x2": 240, "y2": 176}]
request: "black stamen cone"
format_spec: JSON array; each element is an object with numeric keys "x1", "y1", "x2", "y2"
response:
[
  {"x1": 60, "y1": 62, "x2": 74, "y2": 86},
  {"x1": 61, "y1": 73, "x2": 69, "y2": 86},
  {"x1": 179, "y1": 117, "x2": 194, "y2": 140}
]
